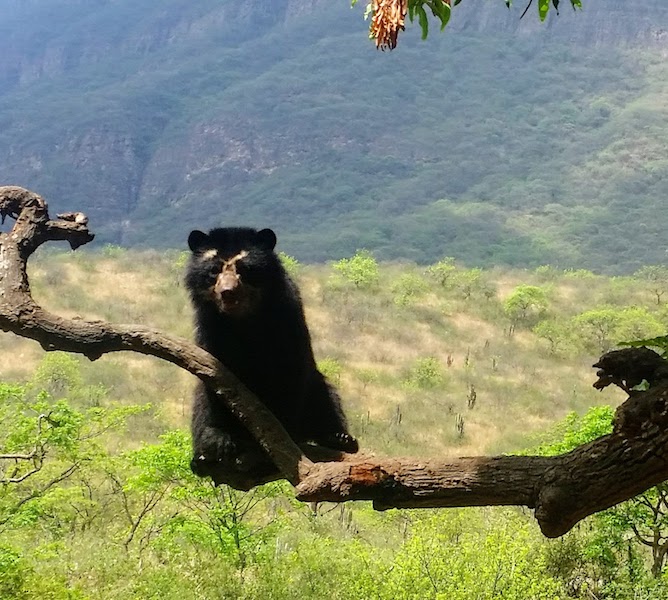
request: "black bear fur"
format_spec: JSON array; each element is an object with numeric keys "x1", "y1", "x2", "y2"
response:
[{"x1": 185, "y1": 227, "x2": 358, "y2": 479}]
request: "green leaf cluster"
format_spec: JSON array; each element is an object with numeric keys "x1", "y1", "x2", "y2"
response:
[
  {"x1": 408, "y1": 0, "x2": 451, "y2": 41},
  {"x1": 332, "y1": 250, "x2": 379, "y2": 289}
]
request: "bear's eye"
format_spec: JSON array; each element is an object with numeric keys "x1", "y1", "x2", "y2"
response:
[
  {"x1": 205, "y1": 262, "x2": 221, "y2": 279},
  {"x1": 236, "y1": 262, "x2": 256, "y2": 283}
]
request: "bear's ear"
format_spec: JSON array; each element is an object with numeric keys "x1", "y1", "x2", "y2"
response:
[
  {"x1": 256, "y1": 228, "x2": 277, "y2": 251},
  {"x1": 188, "y1": 230, "x2": 210, "y2": 253}
]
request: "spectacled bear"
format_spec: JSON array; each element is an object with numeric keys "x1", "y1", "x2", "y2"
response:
[{"x1": 186, "y1": 227, "x2": 359, "y2": 481}]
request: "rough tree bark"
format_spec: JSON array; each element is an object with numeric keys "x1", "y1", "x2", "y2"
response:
[{"x1": 1, "y1": 185, "x2": 668, "y2": 538}]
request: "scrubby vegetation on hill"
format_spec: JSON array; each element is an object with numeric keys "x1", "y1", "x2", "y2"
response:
[{"x1": 1, "y1": 249, "x2": 668, "y2": 597}]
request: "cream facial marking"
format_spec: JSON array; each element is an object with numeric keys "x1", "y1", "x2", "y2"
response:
[
  {"x1": 231, "y1": 250, "x2": 248, "y2": 262},
  {"x1": 223, "y1": 250, "x2": 249, "y2": 267},
  {"x1": 201, "y1": 249, "x2": 218, "y2": 260}
]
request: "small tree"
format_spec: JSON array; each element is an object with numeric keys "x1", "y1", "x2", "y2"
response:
[
  {"x1": 533, "y1": 319, "x2": 573, "y2": 354},
  {"x1": 332, "y1": 250, "x2": 379, "y2": 289},
  {"x1": 503, "y1": 285, "x2": 548, "y2": 334},
  {"x1": 426, "y1": 257, "x2": 457, "y2": 287},
  {"x1": 574, "y1": 306, "x2": 664, "y2": 354},
  {"x1": 635, "y1": 265, "x2": 668, "y2": 306},
  {"x1": 392, "y1": 272, "x2": 428, "y2": 306},
  {"x1": 573, "y1": 308, "x2": 622, "y2": 353},
  {"x1": 453, "y1": 268, "x2": 485, "y2": 301}
]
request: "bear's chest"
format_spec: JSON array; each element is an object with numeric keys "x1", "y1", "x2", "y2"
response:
[{"x1": 208, "y1": 318, "x2": 298, "y2": 377}]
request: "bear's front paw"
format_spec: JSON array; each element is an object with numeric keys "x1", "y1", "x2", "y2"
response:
[
  {"x1": 190, "y1": 430, "x2": 240, "y2": 476},
  {"x1": 317, "y1": 432, "x2": 359, "y2": 454}
]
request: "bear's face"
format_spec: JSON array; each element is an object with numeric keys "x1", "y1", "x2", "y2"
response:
[{"x1": 186, "y1": 227, "x2": 279, "y2": 317}]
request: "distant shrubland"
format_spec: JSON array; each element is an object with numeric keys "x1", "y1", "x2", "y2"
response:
[{"x1": 1, "y1": 248, "x2": 667, "y2": 598}]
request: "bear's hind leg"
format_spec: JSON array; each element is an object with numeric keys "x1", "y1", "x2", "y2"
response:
[{"x1": 301, "y1": 375, "x2": 359, "y2": 454}]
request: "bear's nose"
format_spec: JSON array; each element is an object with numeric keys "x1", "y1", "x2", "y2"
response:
[{"x1": 215, "y1": 271, "x2": 239, "y2": 297}]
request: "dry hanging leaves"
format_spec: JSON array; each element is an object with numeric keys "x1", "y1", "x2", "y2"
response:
[{"x1": 371, "y1": 0, "x2": 408, "y2": 50}]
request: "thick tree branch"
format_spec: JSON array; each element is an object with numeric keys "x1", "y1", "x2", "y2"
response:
[
  {"x1": 297, "y1": 384, "x2": 668, "y2": 537},
  {"x1": 2, "y1": 186, "x2": 668, "y2": 538}
]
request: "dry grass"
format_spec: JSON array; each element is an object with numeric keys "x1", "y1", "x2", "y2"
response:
[{"x1": 0, "y1": 251, "x2": 652, "y2": 459}]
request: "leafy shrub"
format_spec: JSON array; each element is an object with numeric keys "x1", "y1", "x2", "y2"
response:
[
  {"x1": 332, "y1": 250, "x2": 379, "y2": 289},
  {"x1": 426, "y1": 257, "x2": 457, "y2": 287},
  {"x1": 0, "y1": 545, "x2": 28, "y2": 599},
  {"x1": 392, "y1": 273, "x2": 428, "y2": 307},
  {"x1": 278, "y1": 252, "x2": 301, "y2": 278},
  {"x1": 404, "y1": 357, "x2": 443, "y2": 389},
  {"x1": 317, "y1": 357, "x2": 343, "y2": 384},
  {"x1": 503, "y1": 285, "x2": 548, "y2": 331}
]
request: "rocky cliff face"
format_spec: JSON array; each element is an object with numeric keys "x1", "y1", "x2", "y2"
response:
[
  {"x1": 451, "y1": 0, "x2": 668, "y2": 46},
  {"x1": 0, "y1": 0, "x2": 335, "y2": 235},
  {"x1": 0, "y1": 0, "x2": 331, "y2": 92},
  {"x1": 1, "y1": 1, "x2": 664, "y2": 92}
]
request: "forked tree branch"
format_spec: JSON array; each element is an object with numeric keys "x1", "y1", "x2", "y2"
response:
[{"x1": 1, "y1": 185, "x2": 668, "y2": 537}]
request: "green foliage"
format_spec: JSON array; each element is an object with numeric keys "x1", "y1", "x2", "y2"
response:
[
  {"x1": 426, "y1": 257, "x2": 457, "y2": 287},
  {"x1": 0, "y1": 544, "x2": 28, "y2": 599},
  {"x1": 533, "y1": 319, "x2": 575, "y2": 354},
  {"x1": 533, "y1": 406, "x2": 614, "y2": 456},
  {"x1": 574, "y1": 306, "x2": 664, "y2": 353},
  {"x1": 332, "y1": 250, "x2": 379, "y2": 289},
  {"x1": 354, "y1": 367, "x2": 379, "y2": 389},
  {"x1": 504, "y1": 285, "x2": 548, "y2": 331},
  {"x1": 387, "y1": 512, "x2": 563, "y2": 599},
  {"x1": 317, "y1": 357, "x2": 343, "y2": 383},
  {"x1": 249, "y1": 508, "x2": 566, "y2": 599},
  {"x1": 452, "y1": 268, "x2": 486, "y2": 300},
  {"x1": 124, "y1": 431, "x2": 192, "y2": 491},
  {"x1": 0, "y1": 361, "x2": 294, "y2": 593},
  {"x1": 30, "y1": 353, "x2": 83, "y2": 397},
  {"x1": 634, "y1": 265, "x2": 668, "y2": 305},
  {"x1": 404, "y1": 357, "x2": 444, "y2": 389},
  {"x1": 0, "y1": 369, "x2": 148, "y2": 534},
  {"x1": 392, "y1": 272, "x2": 429, "y2": 306},
  {"x1": 536, "y1": 0, "x2": 583, "y2": 22},
  {"x1": 407, "y1": 0, "x2": 451, "y2": 41},
  {"x1": 622, "y1": 335, "x2": 668, "y2": 358},
  {"x1": 278, "y1": 252, "x2": 301, "y2": 278}
]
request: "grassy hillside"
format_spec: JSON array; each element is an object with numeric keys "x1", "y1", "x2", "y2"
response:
[
  {"x1": 1, "y1": 250, "x2": 668, "y2": 598},
  {"x1": 1, "y1": 1, "x2": 668, "y2": 271},
  {"x1": 3, "y1": 247, "x2": 661, "y2": 456}
]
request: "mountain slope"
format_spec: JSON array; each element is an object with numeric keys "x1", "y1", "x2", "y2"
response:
[{"x1": 1, "y1": 0, "x2": 667, "y2": 272}]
